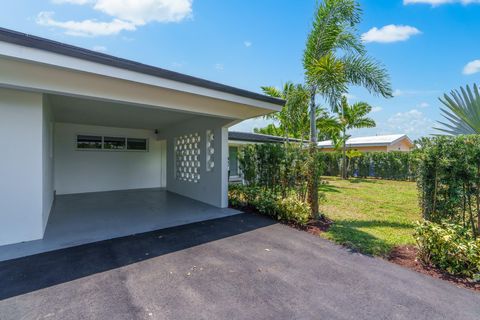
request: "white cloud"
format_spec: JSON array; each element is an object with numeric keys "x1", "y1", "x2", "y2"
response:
[
  {"x1": 37, "y1": 12, "x2": 136, "y2": 36},
  {"x1": 419, "y1": 102, "x2": 430, "y2": 108},
  {"x1": 371, "y1": 106, "x2": 383, "y2": 113},
  {"x1": 393, "y1": 89, "x2": 404, "y2": 97},
  {"x1": 244, "y1": 41, "x2": 252, "y2": 47},
  {"x1": 171, "y1": 61, "x2": 185, "y2": 68},
  {"x1": 214, "y1": 63, "x2": 224, "y2": 71},
  {"x1": 404, "y1": 0, "x2": 480, "y2": 6},
  {"x1": 387, "y1": 109, "x2": 435, "y2": 137},
  {"x1": 93, "y1": 0, "x2": 192, "y2": 25},
  {"x1": 343, "y1": 93, "x2": 356, "y2": 101},
  {"x1": 362, "y1": 25, "x2": 421, "y2": 43},
  {"x1": 393, "y1": 89, "x2": 439, "y2": 97},
  {"x1": 230, "y1": 117, "x2": 273, "y2": 133},
  {"x1": 463, "y1": 59, "x2": 480, "y2": 75},
  {"x1": 40, "y1": 0, "x2": 192, "y2": 36},
  {"x1": 51, "y1": 0, "x2": 92, "y2": 4},
  {"x1": 92, "y1": 45, "x2": 107, "y2": 52}
]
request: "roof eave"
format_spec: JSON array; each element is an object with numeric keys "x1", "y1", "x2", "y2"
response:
[{"x1": 0, "y1": 27, "x2": 285, "y2": 107}]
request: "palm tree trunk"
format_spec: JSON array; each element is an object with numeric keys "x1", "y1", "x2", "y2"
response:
[
  {"x1": 342, "y1": 128, "x2": 347, "y2": 179},
  {"x1": 341, "y1": 102, "x2": 347, "y2": 180},
  {"x1": 308, "y1": 86, "x2": 319, "y2": 219}
]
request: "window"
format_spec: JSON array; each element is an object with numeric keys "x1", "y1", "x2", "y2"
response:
[
  {"x1": 77, "y1": 135, "x2": 102, "y2": 149},
  {"x1": 229, "y1": 146, "x2": 238, "y2": 177},
  {"x1": 127, "y1": 138, "x2": 148, "y2": 151},
  {"x1": 76, "y1": 135, "x2": 148, "y2": 151},
  {"x1": 104, "y1": 136, "x2": 126, "y2": 150}
]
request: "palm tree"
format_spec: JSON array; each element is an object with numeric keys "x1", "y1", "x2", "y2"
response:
[
  {"x1": 254, "y1": 124, "x2": 284, "y2": 137},
  {"x1": 303, "y1": 0, "x2": 392, "y2": 217},
  {"x1": 335, "y1": 97, "x2": 376, "y2": 179},
  {"x1": 257, "y1": 87, "x2": 340, "y2": 142},
  {"x1": 261, "y1": 82, "x2": 310, "y2": 142},
  {"x1": 435, "y1": 84, "x2": 480, "y2": 135}
]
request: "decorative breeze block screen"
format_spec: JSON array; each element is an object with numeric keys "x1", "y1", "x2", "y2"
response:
[
  {"x1": 175, "y1": 133, "x2": 201, "y2": 183},
  {"x1": 206, "y1": 130, "x2": 215, "y2": 172}
]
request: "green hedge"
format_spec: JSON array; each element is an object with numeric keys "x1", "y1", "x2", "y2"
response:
[
  {"x1": 239, "y1": 143, "x2": 322, "y2": 202},
  {"x1": 416, "y1": 135, "x2": 480, "y2": 236},
  {"x1": 320, "y1": 151, "x2": 416, "y2": 181}
]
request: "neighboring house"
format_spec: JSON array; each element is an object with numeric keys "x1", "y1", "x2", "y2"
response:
[
  {"x1": 317, "y1": 134, "x2": 414, "y2": 153},
  {"x1": 0, "y1": 28, "x2": 283, "y2": 247},
  {"x1": 227, "y1": 131, "x2": 301, "y2": 182}
]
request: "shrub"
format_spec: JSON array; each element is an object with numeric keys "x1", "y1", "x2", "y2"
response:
[
  {"x1": 255, "y1": 189, "x2": 278, "y2": 217},
  {"x1": 415, "y1": 221, "x2": 480, "y2": 278},
  {"x1": 228, "y1": 184, "x2": 249, "y2": 207},
  {"x1": 277, "y1": 197, "x2": 310, "y2": 226},
  {"x1": 228, "y1": 184, "x2": 311, "y2": 226}
]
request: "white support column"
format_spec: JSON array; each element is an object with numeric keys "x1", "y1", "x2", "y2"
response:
[
  {"x1": 218, "y1": 126, "x2": 229, "y2": 208},
  {"x1": 0, "y1": 88, "x2": 45, "y2": 246}
]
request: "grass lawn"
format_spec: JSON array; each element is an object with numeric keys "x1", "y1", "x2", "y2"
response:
[{"x1": 319, "y1": 176, "x2": 421, "y2": 257}]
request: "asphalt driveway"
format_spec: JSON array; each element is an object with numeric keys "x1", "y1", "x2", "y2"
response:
[{"x1": 0, "y1": 213, "x2": 478, "y2": 320}]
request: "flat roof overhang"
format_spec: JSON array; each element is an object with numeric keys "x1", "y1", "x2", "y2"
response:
[{"x1": 0, "y1": 28, "x2": 284, "y2": 121}]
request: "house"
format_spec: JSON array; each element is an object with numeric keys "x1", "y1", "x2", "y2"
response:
[
  {"x1": 227, "y1": 131, "x2": 301, "y2": 182},
  {"x1": 0, "y1": 28, "x2": 283, "y2": 252},
  {"x1": 317, "y1": 134, "x2": 414, "y2": 153}
]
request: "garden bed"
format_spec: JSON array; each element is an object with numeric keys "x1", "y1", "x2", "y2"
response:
[{"x1": 388, "y1": 245, "x2": 480, "y2": 292}]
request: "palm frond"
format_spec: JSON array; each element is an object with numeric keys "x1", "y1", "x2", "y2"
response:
[
  {"x1": 435, "y1": 84, "x2": 480, "y2": 135},
  {"x1": 261, "y1": 86, "x2": 283, "y2": 99},
  {"x1": 306, "y1": 53, "x2": 347, "y2": 112},
  {"x1": 342, "y1": 55, "x2": 393, "y2": 98}
]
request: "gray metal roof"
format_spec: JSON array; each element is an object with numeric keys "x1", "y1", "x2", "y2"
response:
[
  {"x1": 228, "y1": 131, "x2": 301, "y2": 143},
  {"x1": 317, "y1": 134, "x2": 412, "y2": 148},
  {"x1": 0, "y1": 27, "x2": 285, "y2": 106}
]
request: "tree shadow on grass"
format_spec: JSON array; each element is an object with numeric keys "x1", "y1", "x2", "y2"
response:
[
  {"x1": 347, "y1": 178, "x2": 379, "y2": 184},
  {"x1": 324, "y1": 219, "x2": 415, "y2": 257},
  {"x1": 319, "y1": 183, "x2": 341, "y2": 193}
]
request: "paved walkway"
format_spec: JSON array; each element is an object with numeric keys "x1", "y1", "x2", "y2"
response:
[{"x1": 0, "y1": 213, "x2": 478, "y2": 320}]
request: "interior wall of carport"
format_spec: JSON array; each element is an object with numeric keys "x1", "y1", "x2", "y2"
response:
[
  {"x1": 0, "y1": 88, "x2": 54, "y2": 246},
  {"x1": 162, "y1": 116, "x2": 232, "y2": 208}
]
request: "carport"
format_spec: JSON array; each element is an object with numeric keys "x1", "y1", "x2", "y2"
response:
[
  {"x1": 0, "y1": 28, "x2": 283, "y2": 254},
  {"x1": 0, "y1": 189, "x2": 238, "y2": 261}
]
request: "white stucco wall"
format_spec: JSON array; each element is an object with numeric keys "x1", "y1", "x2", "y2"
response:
[
  {"x1": 42, "y1": 95, "x2": 55, "y2": 231},
  {"x1": 54, "y1": 123, "x2": 166, "y2": 194},
  {"x1": 164, "y1": 116, "x2": 230, "y2": 208},
  {"x1": 0, "y1": 88, "x2": 44, "y2": 246}
]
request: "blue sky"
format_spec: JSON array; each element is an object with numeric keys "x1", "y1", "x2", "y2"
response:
[{"x1": 2, "y1": 0, "x2": 480, "y2": 139}]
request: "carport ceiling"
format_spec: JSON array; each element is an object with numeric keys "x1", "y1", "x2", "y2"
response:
[{"x1": 49, "y1": 94, "x2": 199, "y2": 130}]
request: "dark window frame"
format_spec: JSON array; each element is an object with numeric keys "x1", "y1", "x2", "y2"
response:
[
  {"x1": 77, "y1": 135, "x2": 102, "y2": 150},
  {"x1": 103, "y1": 136, "x2": 126, "y2": 150},
  {"x1": 127, "y1": 138, "x2": 148, "y2": 151},
  {"x1": 76, "y1": 134, "x2": 149, "y2": 152}
]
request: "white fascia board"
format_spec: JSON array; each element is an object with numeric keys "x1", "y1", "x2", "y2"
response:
[
  {"x1": 0, "y1": 42, "x2": 281, "y2": 113},
  {"x1": 387, "y1": 135, "x2": 412, "y2": 147},
  {"x1": 228, "y1": 140, "x2": 262, "y2": 145},
  {"x1": 0, "y1": 57, "x2": 273, "y2": 120}
]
